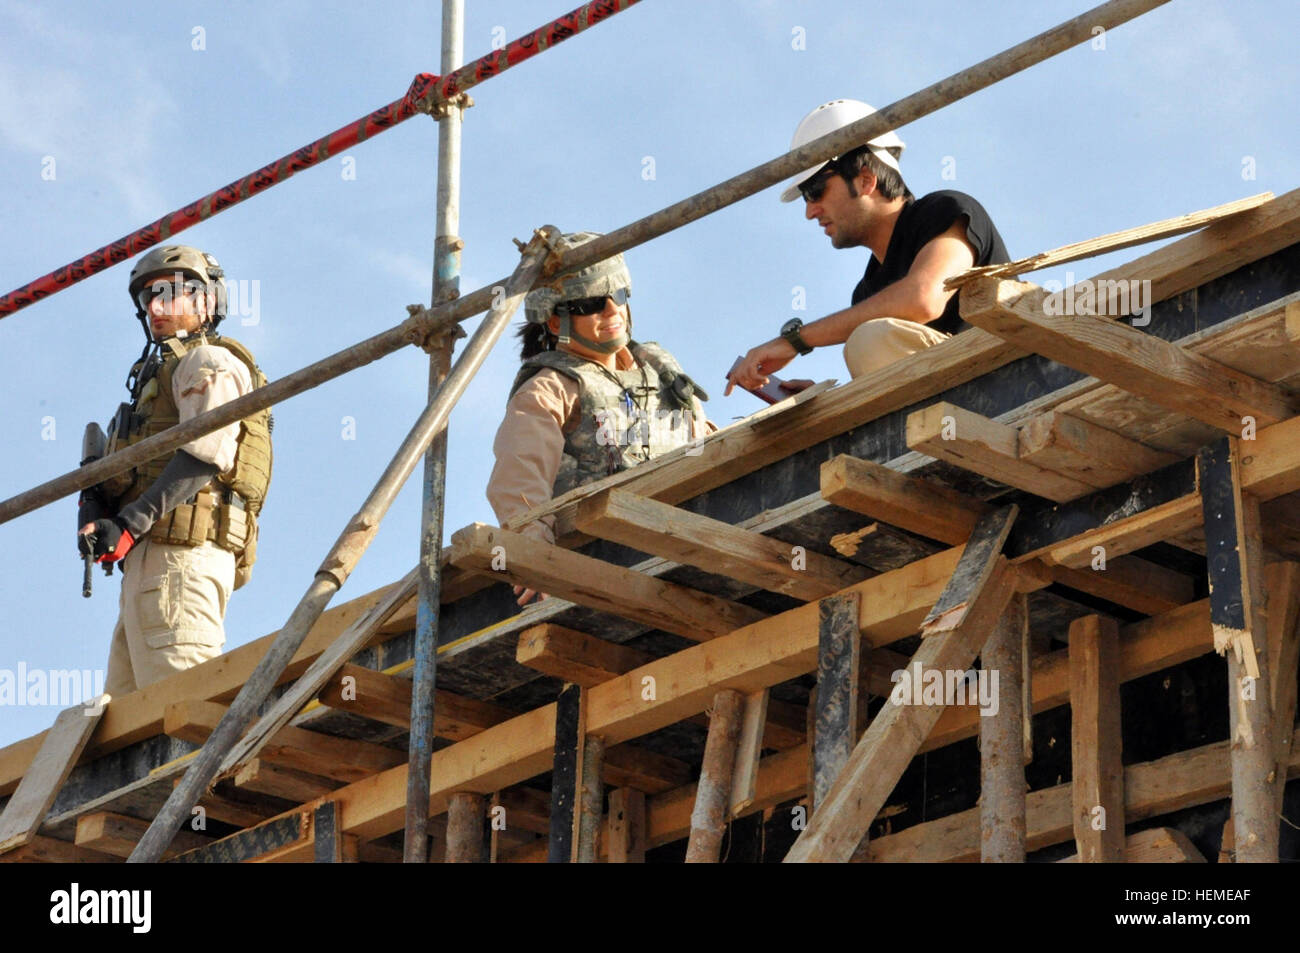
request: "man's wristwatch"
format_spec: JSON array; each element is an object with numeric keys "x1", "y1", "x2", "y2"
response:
[{"x1": 780, "y1": 318, "x2": 813, "y2": 356}]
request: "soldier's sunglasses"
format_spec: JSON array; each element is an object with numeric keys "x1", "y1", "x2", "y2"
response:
[
  {"x1": 798, "y1": 163, "x2": 840, "y2": 203},
  {"x1": 136, "y1": 277, "x2": 206, "y2": 312},
  {"x1": 555, "y1": 288, "x2": 629, "y2": 317}
]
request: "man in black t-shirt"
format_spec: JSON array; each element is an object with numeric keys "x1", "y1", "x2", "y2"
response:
[{"x1": 726, "y1": 99, "x2": 1010, "y2": 394}]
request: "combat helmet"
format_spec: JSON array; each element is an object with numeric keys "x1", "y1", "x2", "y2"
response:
[{"x1": 127, "y1": 244, "x2": 228, "y2": 340}]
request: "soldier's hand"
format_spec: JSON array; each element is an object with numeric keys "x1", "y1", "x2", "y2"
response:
[
  {"x1": 513, "y1": 585, "x2": 548, "y2": 607},
  {"x1": 78, "y1": 519, "x2": 136, "y2": 564},
  {"x1": 725, "y1": 338, "x2": 797, "y2": 396}
]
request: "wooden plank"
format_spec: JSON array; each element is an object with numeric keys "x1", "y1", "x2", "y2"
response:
[
  {"x1": 1058, "y1": 827, "x2": 1207, "y2": 863},
  {"x1": 516, "y1": 623, "x2": 652, "y2": 688},
  {"x1": 496, "y1": 786, "x2": 551, "y2": 836},
  {"x1": 923, "y1": 506, "x2": 1018, "y2": 633},
  {"x1": 317, "y1": 663, "x2": 514, "y2": 739},
  {"x1": 729, "y1": 690, "x2": 768, "y2": 817},
  {"x1": 946, "y1": 193, "x2": 1274, "y2": 287},
  {"x1": 1034, "y1": 556, "x2": 1195, "y2": 616},
  {"x1": 813, "y1": 593, "x2": 860, "y2": 810},
  {"x1": 0, "y1": 698, "x2": 106, "y2": 854},
  {"x1": 607, "y1": 787, "x2": 646, "y2": 863},
  {"x1": 786, "y1": 559, "x2": 1018, "y2": 862},
  {"x1": 820, "y1": 454, "x2": 987, "y2": 546},
  {"x1": 1017, "y1": 411, "x2": 1180, "y2": 488},
  {"x1": 445, "y1": 793, "x2": 487, "y2": 863},
  {"x1": 75, "y1": 811, "x2": 211, "y2": 860},
  {"x1": 1068, "y1": 615, "x2": 1125, "y2": 862},
  {"x1": 312, "y1": 801, "x2": 356, "y2": 863},
  {"x1": 908, "y1": 403, "x2": 1095, "y2": 502},
  {"x1": 189, "y1": 781, "x2": 280, "y2": 830},
  {"x1": 980, "y1": 594, "x2": 1028, "y2": 862},
  {"x1": 547, "y1": 684, "x2": 584, "y2": 863},
  {"x1": 0, "y1": 833, "x2": 114, "y2": 863},
  {"x1": 684, "y1": 689, "x2": 744, "y2": 863},
  {"x1": 232, "y1": 759, "x2": 340, "y2": 804},
  {"x1": 449, "y1": 523, "x2": 767, "y2": 641},
  {"x1": 165, "y1": 700, "x2": 403, "y2": 784},
  {"x1": 961, "y1": 278, "x2": 1300, "y2": 432},
  {"x1": 575, "y1": 488, "x2": 868, "y2": 601},
  {"x1": 170, "y1": 811, "x2": 311, "y2": 864},
  {"x1": 517, "y1": 623, "x2": 803, "y2": 751}
]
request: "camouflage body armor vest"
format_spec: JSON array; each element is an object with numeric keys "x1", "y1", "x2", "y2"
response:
[
  {"x1": 509, "y1": 342, "x2": 706, "y2": 496},
  {"x1": 103, "y1": 333, "x2": 273, "y2": 587}
]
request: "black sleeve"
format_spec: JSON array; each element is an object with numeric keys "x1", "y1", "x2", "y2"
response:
[
  {"x1": 910, "y1": 191, "x2": 1005, "y2": 266},
  {"x1": 116, "y1": 450, "x2": 220, "y2": 537}
]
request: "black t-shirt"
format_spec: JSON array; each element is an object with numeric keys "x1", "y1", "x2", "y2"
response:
[{"x1": 850, "y1": 190, "x2": 1009, "y2": 336}]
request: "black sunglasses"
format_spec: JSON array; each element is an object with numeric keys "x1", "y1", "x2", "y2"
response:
[
  {"x1": 555, "y1": 288, "x2": 629, "y2": 317},
  {"x1": 797, "y1": 163, "x2": 840, "y2": 203},
  {"x1": 136, "y1": 276, "x2": 206, "y2": 312}
]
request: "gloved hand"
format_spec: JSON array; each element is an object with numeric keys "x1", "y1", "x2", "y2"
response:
[{"x1": 78, "y1": 518, "x2": 136, "y2": 564}]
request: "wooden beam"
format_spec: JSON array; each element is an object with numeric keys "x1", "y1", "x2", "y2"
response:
[
  {"x1": 684, "y1": 689, "x2": 745, "y2": 863},
  {"x1": 446, "y1": 793, "x2": 487, "y2": 863},
  {"x1": 908, "y1": 402, "x2": 1096, "y2": 502},
  {"x1": 517, "y1": 623, "x2": 652, "y2": 688},
  {"x1": 946, "y1": 193, "x2": 1275, "y2": 288},
  {"x1": 517, "y1": 623, "x2": 804, "y2": 751},
  {"x1": 575, "y1": 488, "x2": 868, "y2": 600},
  {"x1": 787, "y1": 511, "x2": 1019, "y2": 862},
  {"x1": 813, "y1": 593, "x2": 860, "y2": 810},
  {"x1": 1057, "y1": 827, "x2": 1206, "y2": 863},
  {"x1": 730, "y1": 690, "x2": 768, "y2": 817},
  {"x1": 0, "y1": 834, "x2": 114, "y2": 863},
  {"x1": 312, "y1": 801, "x2": 358, "y2": 863},
  {"x1": 232, "y1": 759, "x2": 340, "y2": 804},
  {"x1": 607, "y1": 788, "x2": 646, "y2": 863},
  {"x1": 961, "y1": 278, "x2": 1300, "y2": 432},
  {"x1": 0, "y1": 698, "x2": 106, "y2": 854},
  {"x1": 820, "y1": 454, "x2": 987, "y2": 546},
  {"x1": 496, "y1": 786, "x2": 551, "y2": 836},
  {"x1": 450, "y1": 523, "x2": 767, "y2": 640},
  {"x1": 1017, "y1": 411, "x2": 1179, "y2": 488},
  {"x1": 1032, "y1": 556, "x2": 1195, "y2": 617},
  {"x1": 1068, "y1": 615, "x2": 1126, "y2": 862},
  {"x1": 980, "y1": 594, "x2": 1028, "y2": 862},
  {"x1": 547, "y1": 684, "x2": 585, "y2": 863},
  {"x1": 165, "y1": 700, "x2": 403, "y2": 785},
  {"x1": 75, "y1": 811, "x2": 211, "y2": 860},
  {"x1": 317, "y1": 663, "x2": 514, "y2": 739}
]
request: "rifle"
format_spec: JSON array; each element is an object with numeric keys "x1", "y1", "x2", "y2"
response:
[{"x1": 79, "y1": 422, "x2": 113, "y2": 597}]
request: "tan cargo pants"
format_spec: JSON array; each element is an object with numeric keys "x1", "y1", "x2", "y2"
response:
[
  {"x1": 843, "y1": 317, "x2": 950, "y2": 378},
  {"x1": 104, "y1": 536, "x2": 234, "y2": 696}
]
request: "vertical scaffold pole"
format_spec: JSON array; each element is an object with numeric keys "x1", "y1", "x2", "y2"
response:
[{"x1": 405, "y1": 0, "x2": 466, "y2": 863}]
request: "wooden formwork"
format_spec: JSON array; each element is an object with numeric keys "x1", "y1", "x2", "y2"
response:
[{"x1": 3, "y1": 191, "x2": 1300, "y2": 863}]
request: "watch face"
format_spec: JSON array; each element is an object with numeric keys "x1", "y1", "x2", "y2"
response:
[{"x1": 782, "y1": 319, "x2": 802, "y2": 335}]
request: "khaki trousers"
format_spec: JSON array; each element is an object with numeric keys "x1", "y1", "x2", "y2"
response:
[
  {"x1": 843, "y1": 317, "x2": 950, "y2": 378},
  {"x1": 104, "y1": 536, "x2": 233, "y2": 697}
]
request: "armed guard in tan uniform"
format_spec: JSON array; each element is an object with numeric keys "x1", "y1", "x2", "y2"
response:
[
  {"x1": 78, "y1": 245, "x2": 272, "y2": 695},
  {"x1": 487, "y1": 231, "x2": 713, "y2": 604}
]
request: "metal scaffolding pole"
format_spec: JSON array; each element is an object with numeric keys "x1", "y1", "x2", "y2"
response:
[
  {"x1": 405, "y1": 0, "x2": 465, "y2": 863},
  {"x1": 126, "y1": 230, "x2": 555, "y2": 863}
]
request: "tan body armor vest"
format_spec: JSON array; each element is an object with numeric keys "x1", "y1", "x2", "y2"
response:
[
  {"x1": 509, "y1": 342, "x2": 706, "y2": 496},
  {"x1": 103, "y1": 333, "x2": 272, "y2": 587}
]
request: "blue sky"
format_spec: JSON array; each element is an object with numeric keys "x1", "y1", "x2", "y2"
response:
[{"x1": 0, "y1": 0, "x2": 1295, "y2": 746}]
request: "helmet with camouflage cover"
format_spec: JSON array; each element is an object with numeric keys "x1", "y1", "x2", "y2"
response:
[
  {"x1": 524, "y1": 231, "x2": 631, "y2": 326},
  {"x1": 128, "y1": 244, "x2": 228, "y2": 337}
]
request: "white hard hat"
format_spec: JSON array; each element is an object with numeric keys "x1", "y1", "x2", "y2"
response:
[{"x1": 778, "y1": 99, "x2": 906, "y2": 203}]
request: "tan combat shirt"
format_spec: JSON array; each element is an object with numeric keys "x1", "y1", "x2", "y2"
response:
[{"x1": 172, "y1": 343, "x2": 254, "y2": 473}]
